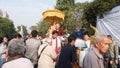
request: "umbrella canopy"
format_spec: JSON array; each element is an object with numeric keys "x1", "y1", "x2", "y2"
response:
[{"x1": 42, "y1": 9, "x2": 65, "y2": 23}]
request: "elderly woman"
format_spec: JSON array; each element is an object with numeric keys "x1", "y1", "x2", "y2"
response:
[{"x1": 2, "y1": 40, "x2": 33, "y2": 68}]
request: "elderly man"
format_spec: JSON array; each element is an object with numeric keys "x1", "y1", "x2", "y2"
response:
[
  {"x1": 83, "y1": 34, "x2": 110, "y2": 68},
  {"x1": 2, "y1": 40, "x2": 33, "y2": 68}
]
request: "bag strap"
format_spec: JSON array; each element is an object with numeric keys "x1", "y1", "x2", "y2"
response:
[{"x1": 38, "y1": 45, "x2": 48, "y2": 60}]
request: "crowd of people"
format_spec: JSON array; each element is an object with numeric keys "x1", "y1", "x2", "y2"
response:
[{"x1": 0, "y1": 23, "x2": 120, "y2": 68}]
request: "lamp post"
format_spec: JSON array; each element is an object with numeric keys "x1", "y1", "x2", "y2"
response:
[{"x1": 19, "y1": 25, "x2": 24, "y2": 37}]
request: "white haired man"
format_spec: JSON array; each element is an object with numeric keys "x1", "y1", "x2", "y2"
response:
[
  {"x1": 2, "y1": 40, "x2": 33, "y2": 68},
  {"x1": 83, "y1": 34, "x2": 110, "y2": 68}
]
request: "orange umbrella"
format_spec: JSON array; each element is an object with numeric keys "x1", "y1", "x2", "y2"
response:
[{"x1": 42, "y1": 9, "x2": 65, "y2": 23}]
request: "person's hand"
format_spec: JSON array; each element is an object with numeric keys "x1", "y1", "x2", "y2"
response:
[
  {"x1": 115, "y1": 60, "x2": 118, "y2": 64},
  {"x1": 110, "y1": 61, "x2": 113, "y2": 64},
  {"x1": 76, "y1": 49, "x2": 80, "y2": 55},
  {"x1": 5, "y1": 48, "x2": 8, "y2": 57}
]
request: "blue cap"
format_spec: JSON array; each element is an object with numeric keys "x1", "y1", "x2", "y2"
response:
[{"x1": 74, "y1": 32, "x2": 84, "y2": 39}]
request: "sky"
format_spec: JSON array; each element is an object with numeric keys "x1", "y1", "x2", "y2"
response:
[{"x1": 0, "y1": 0, "x2": 93, "y2": 30}]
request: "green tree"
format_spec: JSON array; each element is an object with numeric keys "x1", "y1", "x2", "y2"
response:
[
  {"x1": 80, "y1": 0, "x2": 116, "y2": 35},
  {"x1": 35, "y1": 0, "x2": 81, "y2": 35},
  {"x1": 56, "y1": 0, "x2": 74, "y2": 6},
  {"x1": 30, "y1": 21, "x2": 51, "y2": 37},
  {"x1": 73, "y1": 3, "x2": 88, "y2": 31},
  {"x1": 37, "y1": 21, "x2": 51, "y2": 37},
  {"x1": 83, "y1": 0, "x2": 116, "y2": 26},
  {"x1": 30, "y1": 26, "x2": 38, "y2": 31},
  {"x1": 34, "y1": 0, "x2": 116, "y2": 36},
  {"x1": 55, "y1": 0, "x2": 76, "y2": 34},
  {"x1": 0, "y1": 17, "x2": 16, "y2": 37}
]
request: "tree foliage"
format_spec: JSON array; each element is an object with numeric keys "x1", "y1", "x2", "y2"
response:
[
  {"x1": 55, "y1": 0, "x2": 77, "y2": 34},
  {"x1": 37, "y1": 21, "x2": 51, "y2": 37},
  {"x1": 33, "y1": 0, "x2": 117, "y2": 36},
  {"x1": 81, "y1": 0, "x2": 116, "y2": 35},
  {"x1": 30, "y1": 21, "x2": 51, "y2": 37},
  {"x1": 83, "y1": 0, "x2": 116, "y2": 26},
  {"x1": 0, "y1": 17, "x2": 16, "y2": 37}
]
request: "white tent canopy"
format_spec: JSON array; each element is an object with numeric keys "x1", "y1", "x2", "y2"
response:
[{"x1": 97, "y1": 6, "x2": 120, "y2": 47}]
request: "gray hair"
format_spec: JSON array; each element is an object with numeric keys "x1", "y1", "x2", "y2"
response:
[
  {"x1": 8, "y1": 40, "x2": 25, "y2": 57},
  {"x1": 46, "y1": 38, "x2": 52, "y2": 43},
  {"x1": 94, "y1": 34, "x2": 107, "y2": 45}
]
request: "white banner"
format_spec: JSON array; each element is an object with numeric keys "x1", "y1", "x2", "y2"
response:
[{"x1": 97, "y1": 6, "x2": 120, "y2": 47}]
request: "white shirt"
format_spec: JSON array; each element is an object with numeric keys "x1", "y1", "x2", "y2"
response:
[
  {"x1": 41, "y1": 38, "x2": 47, "y2": 44},
  {"x1": 0, "y1": 43, "x2": 7, "y2": 58},
  {"x1": 85, "y1": 40, "x2": 90, "y2": 48},
  {"x1": 52, "y1": 37, "x2": 61, "y2": 51},
  {"x1": 2, "y1": 58, "x2": 33, "y2": 68},
  {"x1": 75, "y1": 38, "x2": 85, "y2": 48}
]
